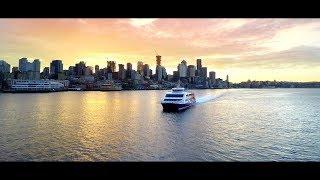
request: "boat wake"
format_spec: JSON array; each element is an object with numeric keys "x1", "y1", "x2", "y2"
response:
[{"x1": 196, "y1": 92, "x2": 225, "y2": 104}]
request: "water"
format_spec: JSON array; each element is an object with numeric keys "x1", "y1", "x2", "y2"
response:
[{"x1": 0, "y1": 88, "x2": 320, "y2": 161}]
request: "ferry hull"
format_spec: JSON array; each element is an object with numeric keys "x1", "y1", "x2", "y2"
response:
[{"x1": 161, "y1": 102, "x2": 194, "y2": 112}]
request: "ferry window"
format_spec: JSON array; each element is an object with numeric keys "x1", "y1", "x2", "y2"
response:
[
  {"x1": 165, "y1": 94, "x2": 184, "y2": 97},
  {"x1": 164, "y1": 99, "x2": 182, "y2": 101}
]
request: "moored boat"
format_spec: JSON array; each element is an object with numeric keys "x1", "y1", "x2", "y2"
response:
[
  {"x1": 4, "y1": 79, "x2": 65, "y2": 93},
  {"x1": 100, "y1": 83, "x2": 122, "y2": 91}
]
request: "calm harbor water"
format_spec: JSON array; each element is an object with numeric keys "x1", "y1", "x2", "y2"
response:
[{"x1": 0, "y1": 88, "x2": 320, "y2": 161}]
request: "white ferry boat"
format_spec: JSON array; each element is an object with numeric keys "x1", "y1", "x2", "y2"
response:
[
  {"x1": 5, "y1": 79, "x2": 65, "y2": 92},
  {"x1": 161, "y1": 87, "x2": 196, "y2": 112}
]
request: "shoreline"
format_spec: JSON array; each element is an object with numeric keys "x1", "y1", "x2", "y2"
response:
[{"x1": 1, "y1": 87, "x2": 320, "y2": 93}]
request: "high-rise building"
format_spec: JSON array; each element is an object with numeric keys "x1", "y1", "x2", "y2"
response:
[
  {"x1": 33, "y1": 59, "x2": 40, "y2": 72},
  {"x1": 42, "y1": 67, "x2": 50, "y2": 79},
  {"x1": 196, "y1": 59, "x2": 202, "y2": 76},
  {"x1": 12, "y1": 67, "x2": 19, "y2": 73},
  {"x1": 18, "y1": 58, "x2": 28, "y2": 72},
  {"x1": 187, "y1": 65, "x2": 196, "y2": 77},
  {"x1": 156, "y1": 55, "x2": 161, "y2": 66},
  {"x1": 85, "y1": 66, "x2": 93, "y2": 76},
  {"x1": 11, "y1": 67, "x2": 19, "y2": 79},
  {"x1": 107, "y1": 73, "x2": 113, "y2": 80},
  {"x1": 196, "y1": 59, "x2": 202, "y2": 70},
  {"x1": 118, "y1": 64, "x2": 126, "y2": 80},
  {"x1": 137, "y1": 61, "x2": 144, "y2": 75},
  {"x1": 18, "y1": 58, "x2": 40, "y2": 79},
  {"x1": 201, "y1": 67, "x2": 207, "y2": 78},
  {"x1": 33, "y1": 59, "x2": 41, "y2": 80},
  {"x1": 126, "y1": 63, "x2": 132, "y2": 71},
  {"x1": 95, "y1": 65, "x2": 99, "y2": 74},
  {"x1": 68, "y1": 66, "x2": 75, "y2": 76},
  {"x1": 112, "y1": 72, "x2": 119, "y2": 80},
  {"x1": 107, "y1": 61, "x2": 116, "y2": 73},
  {"x1": 131, "y1": 70, "x2": 141, "y2": 80},
  {"x1": 226, "y1": 75, "x2": 229, "y2": 88},
  {"x1": 50, "y1": 60, "x2": 63, "y2": 75},
  {"x1": 209, "y1": 71, "x2": 216, "y2": 81},
  {"x1": 178, "y1": 60, "x2": 188, "y2": 77},
  {"x1": 156, "y1": 65, "x2": 163, "y2": 81},
  {"x1": 75, "y1": 61, "x2": 86, "y2": 76},
  {"x1": 143, "y1": 64, "x2": 150, "y2": 78},
  {"x1": 173, "y1": 71, "x2": 179, "y2": 80},
  {"x1": 0, "y1": 60, "x2": 11, "y2": 73},
  {"x1": 126, "y1": 63, "x2": 132, "y2": 79},
  {"x1": 162, "y1": 67, "x2": 167, "y2": 79}
]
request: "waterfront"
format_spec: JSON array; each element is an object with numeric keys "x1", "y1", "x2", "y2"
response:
[{"x1": 0, "y1": 88, "x2": 320, "y2": 161}]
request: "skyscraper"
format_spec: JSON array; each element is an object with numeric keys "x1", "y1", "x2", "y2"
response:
[
  {"x1": 196, "y1": 59, "x2": 202, "y2": 70},
  {"x1": 226, "y1": 74, "x2": 230, "y2": 88},
  {"x1": 18, "y1": 58, "x2": 40, "y2": 79},
  {"x1": 50, "y1": 60, "x2": 63, "y2": 75},
  {"x1": 162, "y1": 67, "x2": 167, "y2": 79},
  {"x1": 75, "y1": 61, "x2": 86, "y2": 76},
  {"x1": 126, "y1": 63, "x2": 132, "y2": 71},
  {"x1": 137, "y1": 61, "x2": 144, "y2": 75},
  {"x1": 209, "y1": 71, "x2": 216, "y2": 81},
  {"x1": 95, "y1": 65, "x2": 99, "y2": 74},
  {"x1": 11, "y1": 67, "x2": 19, "y2": 79},
  {"x1": 42, "y1": 67, "x2": 50, "y2": 79},
  {"x1": 0, "y1": 60, "x2": 10, "y2": 73},
  {"x1": 18, "y1": 58, "x2": 28, "y2": 72},
  {"x1": 107, "y1": 61, "x2": 116, "y2": 73},
  {"x1": 156, "y1": 55, "x2": 161, "y2": 66},
  {"x1": 173, "y1": 71, "x2": 179, "y2": 80},
  {"x1": 143, "y1": 64, "x2": 150, "y2": 78},
  {"x1": 68, "y1": 66, "x2": 75, "y2": 76},
  {"x1": 33, "y1": 59, "x2": 40, "y2": 72},
  {"x1": 201, "y1": 67, "x2": 207, "y2": 78},
  {"x1": 196, "y1": 59, "x2": 202, "y2": 76},
  {"x1": 178, "y1": 60, "x2": 188, "y2": 77},
  {"x1": 118, "y1": 64, "x2": 126, "y2": 80},
  {"x1": 85, "y1": 66, "x2": 93, "y2": 76},
  {"x1": 187, "y1": 65, "x2": 196, "y2": 77},
  {"x1": 156, "y1": 65, "x2": 163, "y2": 81},
  {"x1": 126, "y1": 63, "x2": 132, "y2": 79}
]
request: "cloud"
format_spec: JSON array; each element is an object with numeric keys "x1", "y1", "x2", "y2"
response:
[
  {"x1": 0, "y1": 18, "x2": 320, "y2": 81},
  {"x1": 77, "y1": 19, "x2": 88, "y2": 24},
  {"x1": 129, "y1": 18, "x2": 157, "y2": 27},
  {"x1": 203, "y1": 45, "x2": 320, "y2": 69}
]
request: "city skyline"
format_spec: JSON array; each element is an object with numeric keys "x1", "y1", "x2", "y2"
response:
[{"x1": 1, "y1": 18, "x2": 320, "y2": 82}]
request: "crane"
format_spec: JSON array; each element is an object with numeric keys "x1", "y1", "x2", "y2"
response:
[{"x1": 153, "y1": 49, "x2": 159, "y2": 56}]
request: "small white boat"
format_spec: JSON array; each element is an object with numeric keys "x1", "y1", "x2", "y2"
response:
[
  {"x1": 161, "y1": 87, "x2": 196, "y2": 112},
  {"x1": 100, "y1": 83, "x2": 122, "y2": 91},
  {"x1": 68, "y1": 87, "x2": 82, "y2": 91}
]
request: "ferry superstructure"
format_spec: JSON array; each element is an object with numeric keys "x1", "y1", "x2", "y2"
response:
[
  {"x1": 5, "y1": 79, "x2": 65, "y2": 92},
  {"x1": 161, "y1": 87, "x2": 196, "y2": 111}
]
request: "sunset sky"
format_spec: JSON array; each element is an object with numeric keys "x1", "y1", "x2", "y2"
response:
[{"x1": 1, "y1": 18, "x2": 320, "y2": 82}]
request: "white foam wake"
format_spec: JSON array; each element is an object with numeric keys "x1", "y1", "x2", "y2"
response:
[{"x1": 196, "y1": 92, "x2": 225, "y2": 104}]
